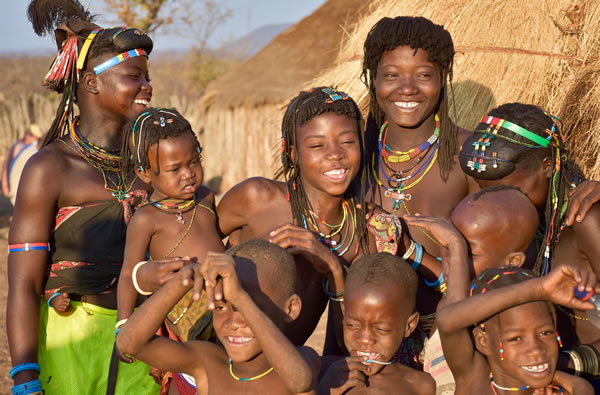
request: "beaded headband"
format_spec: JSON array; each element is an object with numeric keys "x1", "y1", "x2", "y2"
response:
[{"x1": 478, "y1": 115, "x2": 554, "y2": 148}]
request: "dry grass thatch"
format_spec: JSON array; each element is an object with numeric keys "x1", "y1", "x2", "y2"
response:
[
  {"x1": 196, "y1": 0, "x2": 372, "y2": 190},
  {"x1": 308, "y1": 0, "x2": 600, "y2": 178}
]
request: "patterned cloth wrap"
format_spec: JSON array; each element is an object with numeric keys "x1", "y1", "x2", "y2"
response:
[
  {"x1": 367, "y1": 211, "x2": 426, "y2": 370},
  {"x1": 423, "y1": 329, "x2": 455, "y2": 394}
]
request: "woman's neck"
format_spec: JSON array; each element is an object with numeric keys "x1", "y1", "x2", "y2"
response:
[
  {"x1": 77, "y1": 113, "x2": 124, "y2": 151},
  {"x1": 303, "y1": 187, "x2": 345, "y2": 224},
  {"x1": 384, "y1": 114, "x2": 437, "y2": 152}
]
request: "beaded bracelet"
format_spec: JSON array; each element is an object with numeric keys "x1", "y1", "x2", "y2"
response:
[
  {"x1": 132, "y1": 261, "x2": 152, "y2": 296},
  {"x1": 11, "y1": 379, "x2": 42, "y2": 395},
  {"x1": 322, "y1": 276, "x2": 344, "y2": 302},
  {"x1": 8, "y1": 243, "x2": 50, "y2": 253},
  {"x1": 412, "y1": 243, "x2": 423, "y2": 271},
  {"x1": 47, "y1": 292, "x2": 61, "y2": 308},
  {"x1": 9, "y1": 363, "x2": 41, "y2": 380},
  {"x1": 401, "y1": 240, "x2": 416, "y2": 260}
]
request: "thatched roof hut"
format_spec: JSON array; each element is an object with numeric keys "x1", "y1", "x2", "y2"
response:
[
  {"x1": 197, "y1": 0, "x2": 371, "y2": 191},
  {"x1": 308, "y1": 0, "x2": 600, "y2": 178}
]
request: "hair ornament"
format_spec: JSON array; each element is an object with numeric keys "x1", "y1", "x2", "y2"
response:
[
  {"x1": 76, "y1": 28, "x2": 102, "y2": 72},
  {"x1": 321, "y1": 87, "x2": 350, "y2": 103},
  {"x1": 93, "y1": 48, "x2": 148, "y2": 74},
  {"x1": 480, "y1": 116, "x2": 552, "y2": 148}
]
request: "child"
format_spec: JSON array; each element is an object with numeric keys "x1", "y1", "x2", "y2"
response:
[
  {"x1": 217, "y1": 87, "x2": 440, "y2": 353},
  {"x1": 436, "y1": 265, "x2": 596, "y2": 394},
  {"x1": 459, "y1": 103, "x2": 600, "y2": 377},
  {"x1": 405, "y1": 186, "x2": 539, "y2": 393},
  {"x1": 115, "y1": 108, "x2": 224, "y2": 391},
  {"x1": 318, "y1": 252, "x2": 435, "y2": 394},
  {"x1": 116, "y1": 239, "x2": 319, "y2": 395}
]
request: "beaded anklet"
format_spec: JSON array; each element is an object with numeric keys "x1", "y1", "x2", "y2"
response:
[{"x1": 229, "y1": 358, "x2": 274, "y2": 381}]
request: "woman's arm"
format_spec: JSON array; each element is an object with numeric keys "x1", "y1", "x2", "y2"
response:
[{"x1": 7, "y1": 151, "x2": 61, "y2": 385}]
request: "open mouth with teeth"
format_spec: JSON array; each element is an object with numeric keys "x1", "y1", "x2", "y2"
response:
[
  {"x1": 323, "y1": 168, "x2": 348, "y2": 182},
  {"x1": 227, "y1": 336, "x2": 254, "y2": 345},
  {"x1": 393, "y1": 101, "x2": 420, "y2": 110},
  {"x1": 354, "y1": 350, "x2": 387, "y2": 362},
  {"x1": 134, "y1": 99, "x2": 150, "y2": 106},
  {"x1": 520, "y1": 362, "x2": 549, "y2": 374}
]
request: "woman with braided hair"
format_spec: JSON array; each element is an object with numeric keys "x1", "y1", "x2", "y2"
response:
[
  {"x1": 7, "y1": 1, "x2": 162, "y2": 393},
  {"x1": 460, "y1": 103, "x2": 600, "y2": 385}
]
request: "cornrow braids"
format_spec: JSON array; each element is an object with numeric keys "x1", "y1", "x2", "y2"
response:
[
  {"x1": 281, "y1": 87, "x2": 369, "y2": 254},
  {"x1": 361, "y1": 16, "x2": 457, "y2": 181},
  {"x1": 121, "y1": 107, "x2": 201, "y2": 176},
  {"x1": 459, "y1": 103, "x2": 583, "y2": 275},
  {"x1": 27, "y1": 0, "x2": 153, "y2": 148}
]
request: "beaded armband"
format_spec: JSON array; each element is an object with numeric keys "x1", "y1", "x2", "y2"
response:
[{"x1": 8, "y1": 243, "x2": 50, "y2": 253}]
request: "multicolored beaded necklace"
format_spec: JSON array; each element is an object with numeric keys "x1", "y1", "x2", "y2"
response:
[
  {"x1": 371, "y1": 115, "x2": 440, "y2": 210},
  {"x1": 302, "y1": 200, "x2": 358, "y2": 256},
  {"x1": 489, "y1": 373, "x2": 530, "y2": 393},
  {"x1": 379, "y1": 115, "x2": 440, "y2": 163},
  {"x1": 70, "y1": 117, "x2": 136, "y2": 201},
  {"x1": 149, "y1": 196, "x2": 197, "y2": 224},
  {"x1": 229, "y1": 358, "x2": 274, "y2": 382}
]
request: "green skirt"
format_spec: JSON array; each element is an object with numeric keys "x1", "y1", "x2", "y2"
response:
[{"x1": 38, "y1": 300, "x2": 160, "y2": 394}]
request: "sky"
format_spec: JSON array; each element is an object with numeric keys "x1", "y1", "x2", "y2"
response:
[{"x1": 1, "y1": 0, "x2": 326, "y2": 54}]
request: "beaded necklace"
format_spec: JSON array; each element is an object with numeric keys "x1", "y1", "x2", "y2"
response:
[
  {"x1": 149, "y1": 196, "x2": 197, "y2": 224},
  {"x1": 379, "y1": 114, "x2": 440, "y2": 163},
  {"x1": 306, "y1": 201, "x2": 348, "y2": 244},
  {"x1": 229, "y1": 358, "x2": 274, "y2": 382},
  {"x1": 302, "y1": 200, "x2": 358, "y2": 256},
  {"x1": 70, "y1": 117, "x2": 136, "y2": 201},
  {"x1": 489, "y1": 373, "x2": 530, "y2": 393}
]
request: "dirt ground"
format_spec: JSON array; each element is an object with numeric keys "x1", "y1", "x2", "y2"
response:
[{"x1": 0, "y1": 196, "x2": 328, "y2": 394}]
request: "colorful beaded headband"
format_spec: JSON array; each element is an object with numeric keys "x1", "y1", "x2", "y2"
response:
[
  {"x1": 94, "y1": 48, "x2": 148, "y2": 74},
  {"x1": 478, "y1": 115, "x2": 553, "y2": 148},
  {"x1": 76, "y1": 28, "x2": 102, "y2": 72},
  {"x1": 321, "y1": 87, "x2": 350, "y2": 103}
]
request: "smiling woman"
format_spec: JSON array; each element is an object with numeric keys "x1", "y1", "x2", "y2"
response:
[{"x1": 6, "y1": 1, "x2": 160, "y2": 394}]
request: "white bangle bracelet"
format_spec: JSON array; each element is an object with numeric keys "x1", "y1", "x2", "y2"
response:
[
  {"x1": 132, "y1": 261, "x2": 152, "y2": 296},
  {"x1": 402, "y1": 239, "x2": 416, "y2": 260}
]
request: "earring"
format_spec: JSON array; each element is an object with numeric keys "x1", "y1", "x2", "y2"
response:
[
  {"x1": 480, "y1": 324, "x2": 486, "y2": 334},
  {"x1": 556, "y1": 332, "x2": 563, "y2": 348},
  {"x1": 499, "y1": 342, "x2": 504, "y2": 361},
  {"x1": 139, "y1": 166, "x2": 144, "y2": 172}
]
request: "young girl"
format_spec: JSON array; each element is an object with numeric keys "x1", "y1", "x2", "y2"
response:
[
  {"x1": 216, "y1": 87, "x2": 439, "y2": 359},
  {"x1": 436, "y1": 264, "x2": 596, "y2": 394},
  {"x1": 116, "y1": 107, "x2": 224, "y2": 390},
  {"x1": 7, "y1": 1, "x2": 160, "y2": 393},
  {"x1": 459, "y1": 104, "x2": 600, "y2": 377}
]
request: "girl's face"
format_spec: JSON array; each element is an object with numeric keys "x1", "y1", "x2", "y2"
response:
[
  {"x1": 485, "y1": 302, "x2": 558, "y2": 389},
  {"x1": 374, "y1": 46, "x2": 441, "y2": 128},
  {"x1": 141, "y1": 133, "x2": 203, "y2": 200},
  {"x1": 94, "y1": 54, "x2": 152, "y2": 123},
  {"x1": 294, "y1": 112, "x2": 361, "y2": 199}
]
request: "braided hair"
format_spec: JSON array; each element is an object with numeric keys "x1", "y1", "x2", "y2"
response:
[
  {"x1": 27, "y1": 0, "x2": 153, "y2": 147},
  {"x1": 121, "y1": 107, "x2": 201, "y2": 175},
  {"x1": 281, "y1": 87, "x2": 368, "y2": 254},
  {"x1": 459, "y1": 103, "x2": 582, "y2": 275},
  {"x1": 361, "y1": 16, "x2": 457, "y2": 181}
]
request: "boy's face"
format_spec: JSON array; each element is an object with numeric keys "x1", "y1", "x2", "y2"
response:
[
  {"x1": 374, "y1": 46, "x2": 441, "y2": 128},
  {"x1": 342, "y1": 282, "x2": 417, "y2": 376},
  {"x1": 141, "y1": 133, "x2": 203, "y2": 200},
  {"x1": 482, "y1": 302, "x2": 558, "y2": 389},
  {"x1": 212, "y1": 258, "x2": 292, "y2": 363},
  {"x1": 293, "y1": 112, "x2": 361, "y2": 198}
]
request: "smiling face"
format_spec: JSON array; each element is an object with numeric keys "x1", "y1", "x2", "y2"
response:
[
  {"x1": 212, "y1": 257, "x2": 293, "y2": 363},
  {"x1": 483, "y1": 302, "x2": 558, "y2": 389},
  {"x1": 293, "y1": 112, "x2": 361, "y2": 198},
  {"x1": 92, "y1": 54, "x2": 152, "y2": 123},
  {"x1": 141, "y1": 133, "x2": 202, "y2": 200},
  {"x1": 343, "y1": 282, "x2": 418, "y2": 376},
  {"x1": 374, "y1": 46, "x2": 441, "y2": 128}
]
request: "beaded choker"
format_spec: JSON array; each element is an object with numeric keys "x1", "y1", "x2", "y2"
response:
[
  {"x1": 229, "y1": 358, "x2": 274, "y2": 382},
  {"x1": 149, "y1": 196, "x2": 197, "y2": 224},
  {"x1": 69, "y1": 117, "x2": 136, "y2": 201},
  {"x1": 489, "y1": 373, "x2": 530, "y2": 392}
]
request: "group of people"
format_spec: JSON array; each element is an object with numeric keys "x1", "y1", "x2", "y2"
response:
[{"x1": 7, "y1": 1, "x2": 600, "y2": 394}]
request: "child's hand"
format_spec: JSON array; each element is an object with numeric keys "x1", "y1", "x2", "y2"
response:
[
  {"x1": 317, "y1": 356, "x2": 370, "y2": 395},
  {"x1": 138, "y1": 256, "x2": 194, "y2": 292},
  {"x1": 403, "y1": 214, "x2": 466, "y2": 251},
  {"x1": 539, "y1": 264, "x2": 600, "y2": 309},
  {"x1": 51, "y1": 292, "x2": 71, "y2": 313},
  {"x1": 197, "y1": 252, "x2": 246, "y2": 309},
  {"x1": 269, "y1": 223, "x2": 339, "y2": 275}
]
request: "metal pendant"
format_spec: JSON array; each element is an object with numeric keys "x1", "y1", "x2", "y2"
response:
[{"x1": 176, "y1": 212, "x2": 185, "y2": 224}]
